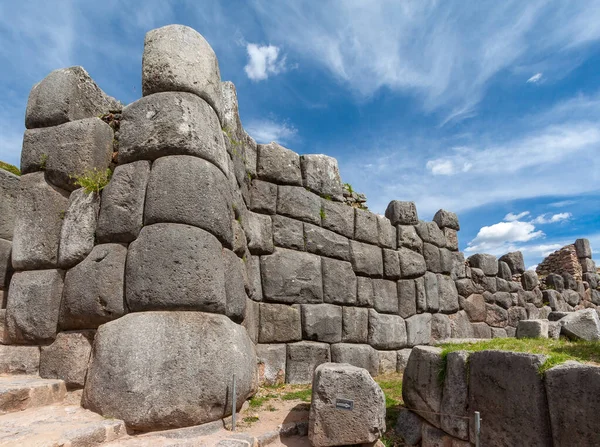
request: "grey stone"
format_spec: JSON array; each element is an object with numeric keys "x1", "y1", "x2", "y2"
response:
[
  {"x1": 330, "y1": 343, "x2": 378, "y2": 376},
  {"x1": 308, "y1": 363, "x2": 386, "y2": 446},
  {"x1": 223, "y1": 250, "x2": 247, "y2": 323},
  {"x1": 286, "y1": 341, "x2": 330, "y2": 384},
  {"x1": 526, "y1": 303, "x2": 541, "y2": 320},
  {"x1": 322, "y1": 257, "x2": 356, "y2": 305},
  {"x1": 272, "y1": 215, "x2": 304, "y2": 250},
  {"x1": 6, "y1": 270, "x2": 64, "y2": 344},
  {"x1": 431, "y1": 314, "x2": 452, "y2": 341},
  {"x1": 342, "y1": 307, "x2": 368, "y2": 343},
  {"x1": 406, "y1": 313, "x2": 432, "y2": 346},
  {"x1": 517, "y1": 320, "x2": 548, "y2": 338},
  {"x1": 11, "y1": 173, "x2": 69, "y2": 270},
  {"x1": 415, "y1": 277, "x2": 427, "y2": 313},
  {"x1": 433, "y1": 209, "x2": 459, "y2": 230},
  {"x1": 437, "y1": 274, "x2": 459, "y2": 313},
  {"x1": 468, "y1": 351, "x2": 552, "y2": 446},
  {"x1": 461, "y1": 294, "x2": 486, "y2": 322},
  {"x1": 126, "y1": 223, "x2": 226, "y2": 313},
  {"x1": 144, "y1": 155, "x2": 233, "y2": 248},
  {"x1": 83, "y1": 312, "x2": 257, "y2": 430},
  {"x1": 402, "y1": 346, "x2": 443, "y2": 426},
  {"x1": 383, "y1": 249, "x2": 401, "y2": 279},
  {"x1": 320, "y1": 199, "x2": 354, "y2": 238},
  {"x1": 257, "y1": 142, "x2": 303, "y2": 185},
  {"x1": 0, "y1": 169, "x2": 19, "y2": 240},
  {"x1": 354, "y1": 209, "x2": 379, "y2": 245},
  {"x1": 493, "y1": 291, "x2": 513, "y2": 309},
  {"x1": 373, "y1": 279, "x2": 398, "y2": 314},
  {"x1": 398, "y1": 279, "x2": 417, "y2": 318},
  {"x1": 244, "y1": 212, "x2": 274, "y2": 255},
  {"x1": 301, "y1": 304, "x2": 342, "y2": 343},
  {"x1": 499, "y1": 251, "x2": 525, "y2": 275},
  {"x1": 449, "y1": 311, "x2": 474, "y2": 338},
  {"x1": 563, "y1": 289, "x2": 581, "y2": 307},
  {"x1": 423, "y1": 242, "x2": 441, "y2": 273},
  {"x1": 521, "y1": 270, "x2": 539, "y2": 291},
  {"x1": 562, "y1": 272, "x2": 577, "y2": 290},
  {"x1": 422, "y1": 423, "x2": 471, "y2": 447},
  {"x1": 0, "y1": 240, "x2": 12, "y2": 289},
  {"x1": 548, "y1": 321, "x2": 561, "y2": 339},
  {"x1": 439, "y1": 247, "x2": 454, "y2": 274},
  {"x1": 485, "y1": 303, "x2": 508, "y2": 328},
  {"x1": 472, "y1": 322, "x2": 492, "y2": 339},
  {"x1": 398, "y1": 247, "x2": 426, "y2": 278},
  {"x1": 378, "y1": 350, "x2": 398, "y2": 374},
  {"x1": 559, "y1": 309, "x2": 600, "y2": 341},
  {"x1": 119, "y1": 92, "x2": 227, "y2": 174},
  {"x1": 455, "y1": 278, "x2": 483, "y2": 297},
  {"x1": 300, "y1": 154, "x2": 342, "y2": 198},
  {"x1": 385, "y1": 201, "x2": 418, "y2": 225},
  {"x1": 60, "y1": 244, "x2": 127, "y2": 330},
  {"x1": 539, "y1": 305, "x2": 552, "y2": 320},
  {"x1": 575, "y1": 238, "x2": 592, "y2": 258},
  {"x1": 261, "y1": 248, "x2": 322, "y2": 304},
  {"x1": 57, "y1": 189, "x2": 99, "y2": 268},
  {"x1": 505, "y1": 326, "x2": 517, "y2": 337},
  {"x1": 396, "y1": 225, "x2": 422, "y2": 253},
  {"x1": 583, "y1": 272, "x2": 599, "y2": 289},
  {"x1": 21, "y1": 118, "x2": 113, "y2": 191},
  {"x1": 443, "y1": 227, "x2": 459, "y2": 251},
  {"x1": 580, "y1": 257, "x2": 596, "y2": 273},
  {"x1": 96, "y1": 161, "x2": 150, "y2": 243},
  {"x1": 349, "y1": 240, "x2": 383, "y2": 277},
  {"x1": 25, "y1": 66, "x2": 120, "y2": 129},
  {"x1": 395, "y1": 408, "x2": 423, "y2": 446},
  {"x1": 40, "y1": 331, "x2": 94, "y2": 389},
  {"x1": 397, "y1": 348, "x2": 412, "y2": 373},
  {"x1": 249, "y1": 179, "x2": 277, "y2": 214},
  {"x1": 304, "y1": 223, "x2": 350, "y2": 261},
  {"x1": 545, "y1": 361, "x2": 600, "y2": 447},
  {"x1": 496, "y1": 277, "x2": 510, "y2": 292},
  {"x1": 415, "y1": 221, "x2": 446, "y2": 248},
  {"x1": 440, "y1": 351, "x2": 469, "y2": 440},
  {"x1": 498, "y1": 260, "x2": 512, "y2": 281},
  {"x1": 256, "y1": 344, "x2": 286, "y2": 386},
  {"x1": 468, "y1": 254, "x2": 498, "y2": 277},
  {"x1": 491, "y1": 327, "x2": 508, "y2": 338},
  {"x1": 424, "y1": 272, "x2": 439, "y2": 312},
  {"x1": 377, "y1": 215, "x2": 396, "y2": 249},
  {"x1": 232, "y1": 220, "x2": 247, "y2": 257},
  {"x1": 0, "y1": 345, "x2": 41, "y2": 374},
  {"x1": 242, "y1": 298, "x2": 259, "y2": 344},
  {"x1": 356, "y1": 277, "x2": 375, "y2": 307},
  {"x1": 545, "y1": 273, "x2": 565, "y2": 292},
  {"x1": 277, "y1": 185, "x2": 321, "y2": 225},
  {"x1": 259, "y1": 303, "x2": 301, "y2": 343},
  {"x1": 368, "y1": 310, "x2": 407, "y2": 349}
]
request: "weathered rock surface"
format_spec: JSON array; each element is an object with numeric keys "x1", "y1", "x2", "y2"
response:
[
  {"x1": 350, "y1": 241, "x2": 383, "y2": 277},
  {"x1": 83, "y1": 312, "x2": 258, "y2": 431},
  {"x1": 308, "y1": 363, "x2": 386, "y2": 446},
  {"x1": 259, "y1": 303, "x2": 301, "y2": 343},
  {"x1": 499, "y1": 251, "x2": 525, "y2": 275},
  {"x1": 257, "y1": 142, "x2": 302, "y2": 186},
  {"x1": 405, "y1": 313, "x2": 431, "y2": 346},
  {"x1": 126, "y1": 224, "x2": 226, "y2": 313},
  {"x1": 301, "y1": 304, "x2": 342, "y2": 343},
  {"x1": 373, "y1": 279, "x2": 398, "y2": 314},
  {"x1": 0, "y1": 169, "x2": 19, "y2": 240},
  {"x1": 222, "y1": 249, "x2": 247, "y2": 323},
  {"x1": 322, "y1": 257, "x2": 356, "y2": 305},
  {"x1": 385, "y1": 201, "x2": 418, "y2": 225},
  {"x1": 0, "y1": 345, "x2": 40, "y2": 374},
  {"x1": 397, "y1": 247, "x2": 426, "y2": 278},
  {"x1": 467, "y1": 253, "x2": 498, "y2": 276},
  {"x1": 330, "y1": 343, "x2": 378, "y2": 376},
  {"x1": 277, "y1": 185, "x2": 321, "y2": 225},
  {"x1": 341, "y1": 307, "x2": 368, "y2": 343},
  {"x1": 395, "y1": 408, "x2": 423, "y2": 446},
  {"x1": 433, "y1": 209, "x2": 459, "y2": 230},
  {"x1": 559, "y1": 309, "x2": 600, "y2": 341},
  {"x1": 517, "y1": 319, "x2": 548, "y2": 338},
  {"x1": 321, "y1": 199, "x2": 354, "y2": 238},
  {"x1": 437, "y1": 274, "x2": 459, "y2": 313},
  {"x1": 256, "y1": 344, "x2": 286, "y2": 386},
  {"x1": 249, "y1": 179, "x2": 277, "y2": 214},
  {"x1": 368, "y1": 310, "x2": 407, "y2": 349},
  {"x1": 244, "y1": 212, "x2": 274, "y2": 255},
  {"x1": 574, "y1": 238, "x2": 592, "y2": 258},
  {"x1": 300, "y1": 154, "x2": 343, "y2": 198},
  {"x1": 39, "y1": 330, "x2": 94, "y2": 388},
  {"x1": 272, "y1": 215, "x2": 304, "y2": 250},
  {"x1": 286, "y1": 341, "x2": 330, "y2": 384},
  {"x1": 440, "y1": 351, "x2": 469, "y2": 440},
  {"x1": 354, "y1": 209, "x2": 379, "y2": 245},
  {"x1": 0, "y1": 240, "x2": 11, "y2": 289},
  {"x1": 304, "y1": 224, "x2": 350, "y2": 261}
]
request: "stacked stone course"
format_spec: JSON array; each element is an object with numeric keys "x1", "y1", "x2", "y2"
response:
[{"x1": 1, "y1": 23, "x2": 599, "y2": 432}]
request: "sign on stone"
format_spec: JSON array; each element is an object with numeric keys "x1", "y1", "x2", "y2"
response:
[{"x1": 335, "y1": 398, "x2": 354, "y2": 411}]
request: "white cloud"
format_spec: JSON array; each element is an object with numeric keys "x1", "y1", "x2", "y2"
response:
[
  {"x1": 528, "y1": 264, "x2": 539, "y2": 271},
  {"x1": 549, "y1": 200, "x2": 576, "y2": 208},
  {"x1": 465, "y1": 220, "x2": 544, "y2": 254},
  {"x1": 527, "y1": 72, "x2": 543, "y2": 83},
  {"x1": 426, "y1": 159, "x2": 454, "y2": 175},
  {"x1": 244, "y1": 43, "x2": 286, "y2": 81},
  {"x1": 530, "y1": 212, "x2": 572, "y2": 224},
  {"x1": 245, "y1": 118, "x2": 297, "y2": 144},
  {"x1": 504, "y1": 211, "x2": 530, "y2": 221}
]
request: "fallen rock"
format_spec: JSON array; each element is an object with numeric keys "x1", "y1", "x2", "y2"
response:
[{"x1": 559, "y1": 308, "x2": 600, "y2": 341}]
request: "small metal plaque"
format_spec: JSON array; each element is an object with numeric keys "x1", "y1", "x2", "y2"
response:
[{"x1": 335, "y1": 398, "x2": 354, "y2": 411}]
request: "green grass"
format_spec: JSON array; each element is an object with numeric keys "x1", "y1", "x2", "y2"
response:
[
  {"x1": 243, "y1": 416, "x2": 259, "y2": 423},
  {"x1": 376, "y1": 374, "x2": 404, "y2": 447},
  {"x1": 248, "y1": 393, "x2": 277, "y2": 409},
  {"x1": 281, "y1": 388, "x2": 312, "y2": 402},
  {"x1": 440, "y1": 337, "x2": 600, "y2": 375},
  {"x1": 71, "y1": 167, "x2": 112, "y2": 194},
  {"x1": 0, "y1": 161, "x2": 20, "y2": 176}
]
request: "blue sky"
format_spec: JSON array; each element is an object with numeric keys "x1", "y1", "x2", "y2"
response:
[{"x1": 1, "y1": 1, "x2": 599, "y2": 269}]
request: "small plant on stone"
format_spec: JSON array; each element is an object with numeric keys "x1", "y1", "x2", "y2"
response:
[
  {"x1": 39, "y1": 153, "x2": 48, "y2": 170},
  {"x1": 58, "y1": 210, "x2": 66, "y2": 220},
  {"x1": 71, "y1": 167, "x2": 113, "y2": 194},
  {"x1": 319, "y1": 207, "x2": 327, "y2": 220},
  {"x1": 0, "y1": 160, "x2": 20, "y2": 176},
  {"x1": 343, "y1": 182, "x2": 354, "y2": 194}
]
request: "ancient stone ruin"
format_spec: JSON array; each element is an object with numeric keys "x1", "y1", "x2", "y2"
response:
[{"x1": 1, "y1": 24, "x2": 599, "y2": 437}]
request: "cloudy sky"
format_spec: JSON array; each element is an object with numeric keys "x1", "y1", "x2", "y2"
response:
[{"x1": 1, "y1": 1, "x2": 599, "y2": 269}]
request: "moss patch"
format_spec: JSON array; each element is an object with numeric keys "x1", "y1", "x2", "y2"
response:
[{"x1": 0, "y1": 160, "x2": 20, "y2": 176}]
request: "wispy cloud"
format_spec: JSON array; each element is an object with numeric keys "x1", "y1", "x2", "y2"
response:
[
  {"x1": 527, "y1": 72, "x2": 543, "y2": 83},
  {"x1": 504, "y1": 211, "x2": 531, "y2": 221},
  {"x1": 245, "y1": 118, "x2": 297, "y2": 144},
  {"x1": 530, "y1": 212, "x2": 572, "y2": 224},
  {"x1": 244, "y1": 43, "x2": 287, "y2": 81},
  {"x1": 549, "y1": 200, "x2": 577, "y2": 208}
]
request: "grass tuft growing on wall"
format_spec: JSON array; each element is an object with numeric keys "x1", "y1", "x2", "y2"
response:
[
  {"x1": 71, "y1": 168, "x2": 112, "y2": 194},
  {"x1": 0, "y1": 161, "x2": 20, "y2": 176}
]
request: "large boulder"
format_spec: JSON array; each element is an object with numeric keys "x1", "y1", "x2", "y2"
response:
[
  {"x1": 125, "y1": 223, "x2": 226, "y2": 313},
  {"x1": 559, "y1": 309, "x2": 600, "y2": 341},
  {"x1": 499, "y1": 251, "x2": 525, "y2": 275},
  {"x1": 432, "y1": 209, "x2": 459, "y2": 230},
  {"x1": 467, "y1": 253, "x2": 498, "y2": 276},
  {"x1": 385, "y1": 201, "x2": 418, "y2": 225},
  {"x1": 300, "y1": 154, "x2": 343, "y2": 198},
  {"x1": 308, "y1": 363, "x2": 386, "y2": 446},
  {"x1": 0, "y1": 169, "x2": 19, "y2": 240},
  {"x1": 82, "y1": 312, "x2": 257, "y2": 431},
  {"x1": 257, "y1": 142, "x2": 302, "y2": 186},
  {"x1": 440, "y1": 351, "x2": 469, "y2": 440},
  {"x1": 301, "y1": 304, "x2": 342, "y2": 343},
  {"x1": 25, "y1": 66, "x2": 120, "y2": 129},
  {"x1": 142, "y1": 25, "x2": 223, "y2": 124},
  {"x1": 305, "y1": 224, "x2": 350, "y2": 262},
  {"x1": 259, "y1": 303, "x2": 301, "y2": 343}
]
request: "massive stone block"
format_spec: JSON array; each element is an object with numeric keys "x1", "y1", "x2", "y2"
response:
[
  {"x1": 431, "y1": 313, "x2": 451, "y2": 341},
  {"x1": 308, "y1": 363, "x2": 386, "y2": 446},
  {"x1": 521, "y1": 270, "x2": 539, "y2": 291},
  {"x1": 545, "y1": 361, "x2": 600, "y2": 447},
  {"x1": 277, "y1": 185, "x2": 321, "y2": 225},
  {"x1": 398, "y1": 279, "x2": 417, "y2": 319},
  {"x1": 271, "y1": 214, "x2": 304, "y2": 251},
  {"x1": 461, "y1": 293, "x2": 486, "y2": 322},
  {"x1": 142, "y1": 25, "x2": 223, "y2": 123},
  {"x1": 5, "y1": 270, "x2": 64, "y2": 344},
  {"x1": 368, "y1": 310, "x2": 407, "y2": 349},
  {"x1": 354, "y1": 209, "x2": 379, "y2": 245},
  {"x1": 300, "y1": 154, "x2": 343, "y2": 198},
  {"x1": 223, "y1": 249, "x2": 247, "y2": 323},
  {"x1": 485, "y1": 303, "x2": 508, "y2": 328},
  {"x1": 383, "y1": 249, "x2": 400, "y2": 281},
  {"x1": 443, "y1": 227, "x2": 459, "y2": 251},
  {"x1": 440, "y1": 351, "x2": 469, "y2": 440},
  {"x1": 385, "y1": 201, "x2": 418, "y2": 225},
  {"x1": 356, "y1": 277, "x2": 375, "y2": 307},
  {"x1": 301, "y1": 304, "x2": 342, "y2": 343},
  {"x1": 144, "y1": 155, "x2": 233, "y2": 248},
  {"x1": 437, "y1": 274, "x2": 459, "y2": 313},
  {"x1": 424, "y1": 271, "x2": 439, "y2": 312},
  {"x1": 304, "y1": 223, "x2": 350, "y2": 261},
  {"x1": 40, "y1": 330, "x2": 94, "y2": 389},
  {"x1": 322, "y1": 257, "x2": 356, "y2": 305},
  {"x1": 559, "y1": 309, "x2": 600, "y2": 341},
  {"x1": 0, "y1": 169, "x2": 19, "y2": 240},
  {"x1": 60, "y1": 244, "x2": 127, "y2": 330},
  {"x1": 0, "y1": 240, "x2": 12, "y2": 289},
  {"x1": 574, "y1": 238, "x2": 592, "y2": 258},
  {"x1": 499, "y1": 251, "x2": 525, "y2": 275},
  {"x1": 341, "y1": 307, "x2": 368, "y2": 343},
  {"x1": 96, "y1": 161, "x2": 151, "y2": 243},
  {"x1": 261, "y1": 248, "x2": 322, "y2": 304},
  {"x1": 415, "y1": 221, "x2": 445, "y2": 248},
  {"x1": 57, "y1": 189, "x2": 100, "y2": 268},
  {"x1": 423, "y1": 242, "x2": 441, "y2": 273},
  {"x1": 373, "y1": 279, "x2": 398, "y2": 314},
  {"x1": 396, "y1": 225, "x2": 423, "y2": 253},
  {"x1": 83, "y1": 312, "x2": 258, "y2": 431},
  {"x1": 467, "y1": 253, "x2": 498, "y2": 276},
  {"x1": 286, "y1": 341, "x2": 330, "y2": 384},
  {"x1": 377, "y1": 215, "x2": 396, "y2": 249},
  {"x1": 257, "y1": 142, "x2": 302, "y2": 186},
  {"x1": 244, "y1": 211, "x2": 274, "y2": 255},
  {"x1": 406, "y1": 313, "x2": 432, "y2": 346},
  {"x1": 11, "y1": 173, "x2": 69, "y2": 270},
  {"x1": 433, "y1": 209, "x2": 460, "y2": 231},
  {"x1": 249, "y1": 179, "x2": 277, "y2": 214},
  {"x1": 25, "y1": 66, "x2": 120, "y2": 129},
  {"x1": 517, "y1": 319, "x2": 548, "y2": 338},
  {"x1": 398, "y1": 247, "x2": 426, "y2": 278},
  {"x1": 126, "y1": 224, "x2": 226, "y2": 313},
  {"x1": 330, "y1": 343, "x2": 378, "y2": 376},
  {"x1": 242, "y1": 298, "x2": 259, "y2": 344},
  {"x1": 468, "y1": 351, "x2": 552, "y2": 446},
  {"x1": 256, "y1": 344, "x2": 286, "y2": 386},
  {"x1": 21, "y1": 118, "x2": 113, "y2": 191},
  {"x1": 259, "y1": 303, "x2": 301, "y2": 343},
  {"x1": 349, "y1": 240, "x2": 383, "y2": 277},
  {"x1": 320, "y1": 198, "x2": 354, "y2": 238},
  {"x1": 449, "y1": 310, "x2": 474, "y2": 338}
]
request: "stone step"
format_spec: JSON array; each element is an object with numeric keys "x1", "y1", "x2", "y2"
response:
[
  {"x1": 0, "y1": 344, "x2": 40, "y2": 374},
  {"x1": 0, "y1": 375, "x2": 66, "y2": 415},
  {"x1": 0, "y1": 403, "x2": 126, "y2": 446}
]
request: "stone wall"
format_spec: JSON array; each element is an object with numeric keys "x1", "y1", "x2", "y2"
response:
[{"x1": 1, "y1": 23, "x2": 599, "y2": 431}]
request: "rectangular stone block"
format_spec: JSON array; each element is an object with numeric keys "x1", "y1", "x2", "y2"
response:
[
  {"x1": 242, "y1": 298, "x2": 259, "y2": 343},
  {"x1": 259, "y1": 303, "x2": 301, "y2": 343},
  {"x1": 574, "y1": 238, "x2": 592, "y2": 258},
  {"x1": 517, "y1": 319, "x2": 549, "y2": 338},
  {"x1": 385, "y1": 201, "x2": 418, "y2": 225},
  {"x1": 443, "y1": 227, "x2": 459, "y2": 251},
  {"x1": 349, "y1": 240, "x2": 383, "y2": 277},
  {"x1": 415, "y1": 276, "x2": 427, "y2": 312},
  {"x1": 0, "y1": 170, "x2": 19, "y2": 241},
  {"x1": 257, "y1": 142, "x2": 302, "y2": 186},
  {"x1": 398, "y1": 247, "x2": 426, "y2": 278},
  {"x1": 396, "y1": 225, "x2": 422, "y2": 253},
  {"x1": 286, "y1": 341, "x2": 330, "y2": 384},
  {"x1": 424, "y1": 272, "x2": 439, "y2": 312},
  {"x1": 354, "y1": 209, "x2": 379, "y2": 245},
  {"x1": 377, "y1": 215, "x2": 396, "y2": 249},
  {"x1": 331, "y1": 343, "x2": 378, "y2": 376},
  {"x1": 301, "y1": 303, "x2": 342, "y2": 343},
  {"x1": 272, "y1": 215, "x2": 304, "y2": 251},
  {"x1": 406, "y1": 313, "x2": 432, "y2": 346},
  {"x1": 342, "y1": 307, "x2": 368, "y2": 343},
  {"x1": 320, "y1": 199, "x2": 354, "y2": 239},
  {"x1": 356, "y1": 276, "x2": 375, "y2": 307},
  {"x1": 423, "y1": 242, "x2": 441, "y2": 273},
  {"x1": 373, "y1": 279, "x2": 398, "y2": 314},
  {"x1": 437, "y1": 274, "x2": 459, "y2": 313},
  {"x1": 249, "y1": 179, "x2": 277, "y2": 214},
  {"x1": 472, "y1": 322, "x2": 492, "y2": 339},
  {"x1": 300, "y1": 154, "x2": 343, "y2": 198},
  {"x1": 304, "y1": 223, "x2": 350, "y2": 261},
  {"x1": 398, "y1": 279, "x2": 417, "y2": 319},
  {"x1": 383, "y1": 249, "x2": 401, "y2": 280},
  {"x1": 368, "y1": 309, "x2": 407, "y2": 349},
  {"x1": 415, "y1": 221, "x2": 445, "y2": 247},
  {"x1": 322, "y1": 257, "x2": 356, "y2": 305},
  {"x1": 277, "y1": 185, "x2": 321, "y2": 225},
  {"x1": 256, "y1": 344, "x2": 286, "y2": 386}
]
